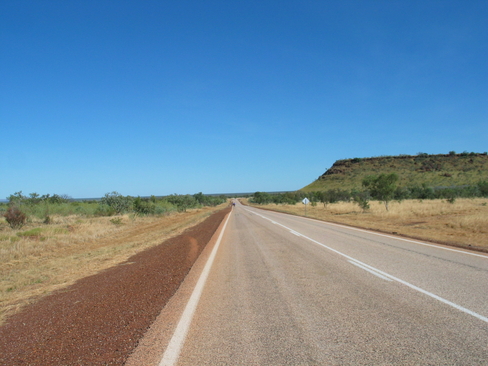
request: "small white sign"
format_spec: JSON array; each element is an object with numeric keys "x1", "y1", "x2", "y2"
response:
[{"x1": 302, "y1": 198, "x2": 310, "y2": 205}]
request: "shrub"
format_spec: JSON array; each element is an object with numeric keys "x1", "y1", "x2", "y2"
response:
[
  {"x1": 193, "y1": 192, "x2": 227, "y2": 207},
  {"x1": 94, "y1": 204, "x2": 116, "y2": 217},
  {"x1": 48, "y1": 194, "x2": 71, "y2": 204},
  {"x1": 110, "y1": 217, "x2": 124, "y2": 225},
  {"x1": 394, "y1": 186, "x2": 410, "y2": 201},
  {"x1": 478, "y1": 181, "x2": 488, "y2": 197},
  {"x1": 166, "y1": 194, "x2": 198, "y2": 212},
  {"x1": 251, "y1": 192, "x2": 272, "y2": 204},
  {"x1": 7, "y1": 191, "x2": 26, "y2": 206},
  {"x1": 352, "y1": 192, "x2": 370, "y2": 211},
  {"x1": 362, "y1": 173, "x2": 399, "y2": 211},
  {"x1": 133, "y1": 197, "x2": 156, "y2": 215},
  {"x1": 101, "y1": 192, "x2": 132, "y2": 214},
  {"x1": 154, "y1": 206, "x2": 170, "y2": 215},
  {"x1": 4, "y1": 206, "x2": 27, "y2": 229}
]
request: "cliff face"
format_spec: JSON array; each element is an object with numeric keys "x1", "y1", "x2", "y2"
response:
[{"x1": 302, "y1": 153, "x2": 488, "y2": 191}]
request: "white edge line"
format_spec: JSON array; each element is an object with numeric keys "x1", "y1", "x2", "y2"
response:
[
  {"x1": 246, "y1": 206, "x2": 488, "y2": 259},
  {"x1": 245, "y1": 208, "x2": 488, "y2": 324},
  {"x1": 317, "y1": 219, "x2": 488, "y2": 258},
  {"x1": 159, "y1": 208, "x2": 232, "y2": 366}
]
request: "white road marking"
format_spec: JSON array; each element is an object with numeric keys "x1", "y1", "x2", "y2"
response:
[
  {"x1": 244, "y1": 208, "x2": 488, "y2": 324},
  {"x1": 159, "y1": 209, "x2": 232, "y2": 366},
  {"x1": 290, "y1": 230, "x2": 302, "y2": 237},
  {"x1": 348, "y1": 260, "x2": 392, "y2": 281},
  {"x1": 303, "y1": 214, "x2": 487, "y2": 259}
]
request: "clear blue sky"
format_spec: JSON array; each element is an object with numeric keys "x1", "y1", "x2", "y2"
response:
[{"x1": 1, "y1": 1, "x2": 487, "y2": 199}]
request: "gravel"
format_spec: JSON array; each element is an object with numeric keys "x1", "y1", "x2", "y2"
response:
[{"x1": 0, "y1": 207, "x2": 230, "y2": 365}]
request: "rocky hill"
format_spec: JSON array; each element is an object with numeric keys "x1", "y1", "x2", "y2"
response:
[{"x1": 301, "y1": 152, "x2": 488, "y2": 192}]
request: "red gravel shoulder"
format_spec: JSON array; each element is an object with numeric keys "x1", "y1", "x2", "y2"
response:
[{"x1": 0, "y1": 207, "x2": 231, "y2": 365}]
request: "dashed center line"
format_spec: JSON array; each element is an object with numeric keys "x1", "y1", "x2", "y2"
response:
[{"x1": 348, "y1": 260, "x2": 392, "y2": 281}]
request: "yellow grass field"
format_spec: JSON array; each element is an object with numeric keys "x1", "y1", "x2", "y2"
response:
[
  {"x1": 0, "y1": 204, "x2": 226, "y2": 325},
  {"x1": 244, "y1": 198, "x2": 488, "y2": 251}
]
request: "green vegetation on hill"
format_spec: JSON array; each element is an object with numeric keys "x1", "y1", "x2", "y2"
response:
[
  {"x1": 302, "y1": 152, "x2": 488, "y2": 192},
  {"x1": 250, "y1": 152, "x2": 487, "y2": 211}
]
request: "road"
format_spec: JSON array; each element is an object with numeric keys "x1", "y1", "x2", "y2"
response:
[{"x1": 160, "y1": 201, "x2": 488, "y2": 365}]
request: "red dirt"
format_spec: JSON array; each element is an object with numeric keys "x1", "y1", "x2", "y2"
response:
[{"x1": 0, "y1": 207, "x2": 231, "y2": 365}]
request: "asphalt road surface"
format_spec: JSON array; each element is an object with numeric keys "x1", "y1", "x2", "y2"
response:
[{"x1": 161, "y1": 201, "x2": 488, "y2": 365}]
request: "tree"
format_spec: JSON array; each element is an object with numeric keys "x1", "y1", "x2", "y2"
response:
[
  {"x1": 252, "y1": 192, "x2": 272, "y2": 204},
  {"x1": 48, "y1": 194, "x2": 70, "y2": 204},
  {"x1": 7, "y1": 191, "x2": 26, "y2": 206},
  {"x1": 193, "y1": 192, "x2": 207, "y2": 205},
  {"x1": 133, "y1": 196, "x2": 156, "y2": 215},
  {"x1": 166, "y1": 194, "x2": 197, "y2": 212},
  {"x1": 317, "y1": 191, "x2": 332, "y2": 207},
  {"x1": 362, "y1": 173, "x2": 399, "y2": 211},
  {"x1": 28, "y1": 192, "x2": 42, "y2": 205},
  {"x1": 478, "y1": 181, "x2": 488, "y2": 197},
  {"x1": 351, "y1": 190, "x2": 370, "y2": 211},
  {"x1": 101, "y1": 192, "x2": 132, "y2": 214}
]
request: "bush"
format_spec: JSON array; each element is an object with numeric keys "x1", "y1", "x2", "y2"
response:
[
  {"x1": 133, "y1": 197, "x2": 156, "y2": 215},
  {"x1": 166, "y1": 194, "x2": 198, "y2": 212},
  {"x1": 478, "y1": 181, "x2": 488, "y2": 197},
  {"x1": 4, "y1": 206, "x2": 27, "y2": 229},
  {"x1": 362, "y1": 173, "x2": 399, "y2": 211},
  {"x1": 193, "y1": 192, "x2": 226, "y2": 207},
  {"x1": 154, "y1": 205, "x2": 171, "y2": 215},
  {"x1": 101, "y1": 192, "x2": 132, "y2": 214},
  {"x1": 110, "y1": 217, "x2": 124, "y2": 225},
  {"x1": 352, "y1": 192, "x2": 370, "y2": 211},
  {"x1": 94, "y1": 204, "x2": 116, "y2": 217}
]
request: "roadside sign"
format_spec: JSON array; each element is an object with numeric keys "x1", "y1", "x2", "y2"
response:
[{"x1": 302, "y1": 197, "x2": 309, "y2": 216}]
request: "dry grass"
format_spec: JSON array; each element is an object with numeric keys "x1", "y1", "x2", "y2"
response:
[
  {"x1": 0, "y1": 204, "x2": 227, "y2": 325},
  {"x1": 243, "y1": 198, "x2": 488, "y2": 251}
]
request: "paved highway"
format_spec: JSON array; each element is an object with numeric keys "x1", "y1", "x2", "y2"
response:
[{"x1": 161, "y1": 201, "x2": 488, "y2": 365}]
